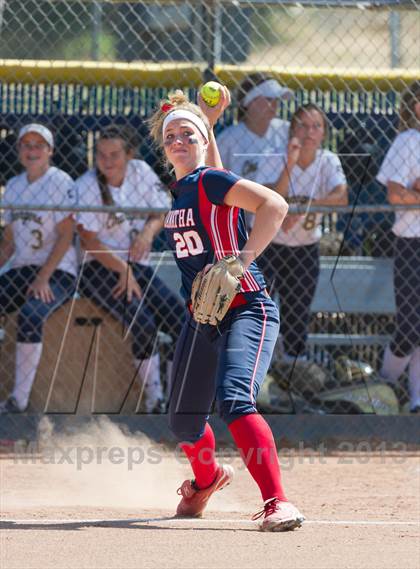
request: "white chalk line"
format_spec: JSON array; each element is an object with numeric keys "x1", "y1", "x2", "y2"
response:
[{"x1": 1, "y1": 517, "x2": 419, "y2": 527}]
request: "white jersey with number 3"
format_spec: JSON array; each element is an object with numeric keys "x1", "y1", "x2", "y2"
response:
[
  {"x1": 76, "y1": 159, "x2": 171, "y2": 264},
  {"x1": 263, "y1": 150, "x2": 347, "y2": 247},
  {"x1": 377, "y1": 129, "x2": 420, "y2": 238},
  {"x1": 4, "y1": 166, "x2": 77, "y2": 276}
]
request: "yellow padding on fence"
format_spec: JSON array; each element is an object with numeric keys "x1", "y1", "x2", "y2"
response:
[
  {"x1": 219, "y1": 66, "x2": 420, "y2": 92},
  {"x1": 0, "y1": 59, "x2": 418, "y2": 91}
]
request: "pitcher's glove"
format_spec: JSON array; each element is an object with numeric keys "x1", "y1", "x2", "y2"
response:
[{"x1": 191, "y1": 255, "x2": 245, "y2": 325}]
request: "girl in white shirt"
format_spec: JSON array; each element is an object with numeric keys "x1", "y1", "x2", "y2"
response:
[
  {"x1": 376, "y1": 80, "x2": 420, "y2": 413},
  {"x1": 217, "y1": 73, "x2": 292, "y2": 187},
  {"x1": 0, "y1": 124, "x2": 77, "y2": 413},
  {"x1": 76, "y1": 125, "x2": 184, "y2": 413},
  {"x1": 262, "y1": 103, "x2": 348, "y2": 361}
]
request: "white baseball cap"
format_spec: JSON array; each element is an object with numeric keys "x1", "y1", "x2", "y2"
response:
[{"x1": 18, "y1": 124, "x2": 54, "y2": 147}]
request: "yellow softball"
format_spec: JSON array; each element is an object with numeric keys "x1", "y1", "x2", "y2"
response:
[{"x1": 200, "y1": 81, "x2": 222, "y2": 107}]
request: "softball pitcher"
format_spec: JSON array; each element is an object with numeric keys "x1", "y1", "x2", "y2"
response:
[{"x1": 149, "y1": 90, "x2": 304, "y2": 532}]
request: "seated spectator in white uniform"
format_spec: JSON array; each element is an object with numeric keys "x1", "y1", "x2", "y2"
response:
[
  {"x1": 376, "y1": 80, "x2": 420, "y2": 413},
  {"x1": 0, "y1": 124, "x2": 77, "y2": 413}
]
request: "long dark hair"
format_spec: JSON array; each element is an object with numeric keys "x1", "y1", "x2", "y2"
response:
[{"x1": 96, "y1": 125, "x2": 138, "y2": 205}]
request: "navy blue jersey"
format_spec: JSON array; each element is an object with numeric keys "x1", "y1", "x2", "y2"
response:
[{"x1": 164, "y1": 166, "x2": 266, "y2": 301}]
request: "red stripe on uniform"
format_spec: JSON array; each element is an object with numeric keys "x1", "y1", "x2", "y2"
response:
[
  {"x1": 211, "y1": 205, "x2": 224, "y2": 259},
  {"x1": 199, "y1": 168, "x2": 238, "y2": 259},
  {"x1": 214, "y1": 201, "x2": 237, "y2": 256},
  {"x1": 198, "y1": 168, "x2": 261, "y2": 293},
  {"x1": 198, "y1": 170, "x2": 218, "y2": 255},
  {"x1": 226, "y1": 196, "x2": 260, "y2": 292},
  {"x1": 227, "y1": 207, "x2": 239, "y2": 254}
]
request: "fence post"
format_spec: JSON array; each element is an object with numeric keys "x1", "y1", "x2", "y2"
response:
[
  {"x1": 389, "y1": 11, "x2": 401, "y2": 68},
  {"x1": 203, "y1": 0, "x2": 222, "y2": 72},
  {"x1": 92, "y1": 1, "x2": 103, "y2": 61}
]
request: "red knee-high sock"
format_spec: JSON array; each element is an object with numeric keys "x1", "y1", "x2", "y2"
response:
[
  {"x1": 229, "y1": 413, "x2": 287, "y2": 502},
  {"x1": 180, "y1": 423, "x2": 218, "y2": 489}
]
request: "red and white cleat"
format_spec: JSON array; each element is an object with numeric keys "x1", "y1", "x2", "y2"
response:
[
  {"x1": 176, "y1": 464, "x2": 234, "y2": 518},
  {"x1": 252, "y1": 498, "x2": 305, "y2": 532}
]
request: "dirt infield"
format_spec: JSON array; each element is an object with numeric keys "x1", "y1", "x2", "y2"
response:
[{"x1": 1, "y1": 420, "x2": 419, "y2": 569}]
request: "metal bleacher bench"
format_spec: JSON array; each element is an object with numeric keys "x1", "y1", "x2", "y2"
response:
[
  {"x1": 154, "y1": 254, "x2": 395, "y2": 350},
  {"x1": 308, "y1": 256, "x2": 394, "y2": 348}
]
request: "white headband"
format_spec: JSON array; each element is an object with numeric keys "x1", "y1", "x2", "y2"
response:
[
  {"x1": 162, "y1": 109, "x2": 208, "y2": 142},
  {"x1": 18, "y1": 123, "x2": 54, "y2": 147},
  {"x1": 242, "y1": 79, "x2": 293, "y2": 108}
]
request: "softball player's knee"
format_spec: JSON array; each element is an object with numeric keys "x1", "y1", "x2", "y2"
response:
[
  {"x1": 168, "y1": 413, "x2": 205, "y2": 443},
  {"x1": 218, "y1": 399, "x2": 256, "y2": 425},
  {"x1": 17, "y1": 302, "x2": 46, "y2": 342}
]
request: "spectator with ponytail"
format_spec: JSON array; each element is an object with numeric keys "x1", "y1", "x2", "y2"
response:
[
  {"x1": 75, "y1": 125, "x2": 184, "y2": 412},
  {"x1": 261, "y1": 104, "x2": 348, "y2": 362}
]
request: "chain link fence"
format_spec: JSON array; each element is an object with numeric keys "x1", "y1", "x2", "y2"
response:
[{"x1": 0, "y1": 0, "x2": 419, "y2": 420}]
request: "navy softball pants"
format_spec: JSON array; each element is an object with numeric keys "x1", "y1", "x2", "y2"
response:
[
  {"x1": 0, "y1": 266, "x2": 76, "y2": 342},
  {"x1": 79, "y1": 261, "x2": 184, "y2": 360},
  {"x1": 390, "y1": 236, "x2": 420, "y2": 357},
  {"x1": 168, "y1": 292, "x2": 280, "y2": 443},
  {"x1": 259, "y1": 242, "x2": 320, "y2": 357}
]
